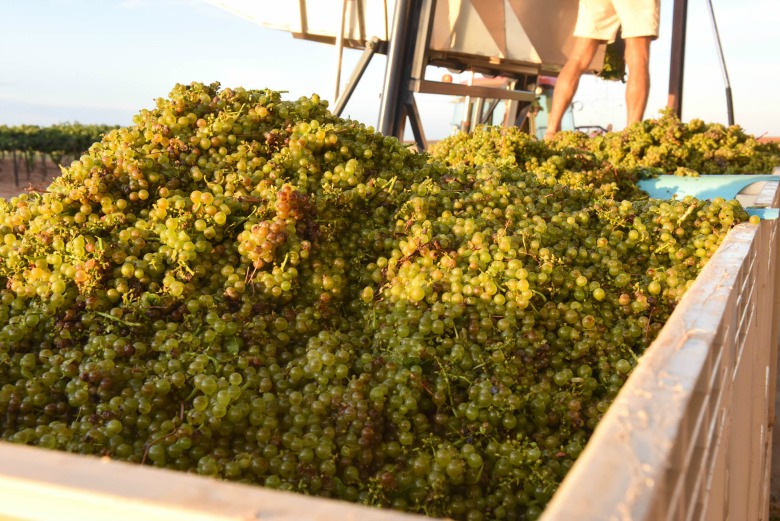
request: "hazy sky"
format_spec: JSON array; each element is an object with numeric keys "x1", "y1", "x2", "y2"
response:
[{"x1": 1, "y1": 0, "x2": 778, "y2": 140}]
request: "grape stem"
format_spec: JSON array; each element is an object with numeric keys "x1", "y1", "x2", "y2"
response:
[
  {"x1": 433, "y1": 356, "x2": 456, "y2": 411},
  {"x1": 409, "y1": 372, "x2": 433, "y2": 397},
  {"x1": 95, "y1": 311, "x2": 142, "y2": 328},
  {"x1": 361, "y1": 175, "x2": 396, "y2": 206},
  {"x1": 676, "y1": 203, "x2": 697, "y2": 224},
  {"x1": 141, "y1": 429, "x2": 179, "y2": 465}
]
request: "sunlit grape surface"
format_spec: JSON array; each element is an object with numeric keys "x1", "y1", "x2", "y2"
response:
[{"x1": 0, "y1": 83, "x2": 774, "y2": 521}]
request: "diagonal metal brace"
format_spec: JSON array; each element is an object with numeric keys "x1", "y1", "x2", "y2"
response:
[{"x1": 332, "y1": 36, "x2": 386, "y2": 117}]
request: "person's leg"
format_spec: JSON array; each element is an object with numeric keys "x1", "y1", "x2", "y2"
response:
[
  {"x1": 544, "y1": 38, "x2": 602, "y2": 139},
  {"x1": 623, "y1": 36, "x2": 652, "y2": 125}
]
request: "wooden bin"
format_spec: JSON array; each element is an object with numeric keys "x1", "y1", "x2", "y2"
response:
[{"x1": 1, "y1": 180, "x2": 779, "y2": 521}]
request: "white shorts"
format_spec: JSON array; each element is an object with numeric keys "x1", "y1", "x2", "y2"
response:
[{"x1": 573, "y1": 0, "x2": 660, "y2": 42}]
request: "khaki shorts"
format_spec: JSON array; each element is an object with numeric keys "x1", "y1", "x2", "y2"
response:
[{"x1": 573, "y1": 0, "x2": 660, "y2": 42}]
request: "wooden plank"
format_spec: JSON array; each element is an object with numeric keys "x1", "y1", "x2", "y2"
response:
[{"x1": 0, "y1": 443, "x2": 426, "y2": 521}]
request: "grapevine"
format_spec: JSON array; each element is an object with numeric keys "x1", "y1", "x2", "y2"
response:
[{"x1": 0, "y1": 123, "x2": 119, "y2": 184}]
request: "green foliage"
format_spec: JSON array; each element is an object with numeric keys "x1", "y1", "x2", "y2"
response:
[{"x1": 0, "y1": 123, "x2": 119, "y2": 164}]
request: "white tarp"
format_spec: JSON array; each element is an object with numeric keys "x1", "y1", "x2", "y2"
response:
[
  {"x1": 204, "y1": 0, "x2": 390, "y2": 43},
  {"x1": 205, "y1": 0, "x2": 603, "y2": 74}
]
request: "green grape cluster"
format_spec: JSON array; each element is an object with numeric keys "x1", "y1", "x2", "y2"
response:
[
  {"x1": 598, "y1": 38, "x2": 627, "y2": 83},
  {"x1": 0, "y1": 82, "x2": 754, "y2": 521},
  {"x1": 428, "y1": 125, "x2": 644, "y2": 199},
  {"x1": 548, "y1": 107, "x2": 780, "y2": 176}
]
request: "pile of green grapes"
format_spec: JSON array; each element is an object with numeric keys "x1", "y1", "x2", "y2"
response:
[
  {"x1": 427, "y1": 124, "x2": 645, "y2": 199},
  {"x1": 547, "y1": 108, "x2": 780, "y2": 177},
  {"x1": 0, "y1": 82, "x2": 762, "y2": 521}
]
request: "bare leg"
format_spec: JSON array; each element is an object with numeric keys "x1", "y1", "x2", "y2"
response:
[
  {"x1": 544, "y1": 37, "x2": 602, "y2": 140},
  {"x1": 624, "y1": 36, "x2": 652, "y2": 125}
]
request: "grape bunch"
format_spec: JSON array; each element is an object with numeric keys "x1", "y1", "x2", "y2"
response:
[
  {"x1": 0, "y1": 82, "x2": 753, "y2": 521},
  {"x1": 428, "y1": 125, "x2": 644, "y2": 199},
  {"x1": 547, "y1": 107, "x2": 780, "y2": 176}
]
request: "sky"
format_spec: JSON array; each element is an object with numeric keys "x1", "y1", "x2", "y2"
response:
[{"x1": 0, "y1": 0, "x2": 778, "y2": 141}]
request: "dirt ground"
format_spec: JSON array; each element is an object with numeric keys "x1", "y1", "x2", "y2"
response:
[{"x1": 0, "y1": 156, "x2": 62, "y2": 201}]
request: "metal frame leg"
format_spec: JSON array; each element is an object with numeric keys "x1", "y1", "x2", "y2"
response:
[{"x1": 332, "y1": 36, "x2": 386, "y2": 117}]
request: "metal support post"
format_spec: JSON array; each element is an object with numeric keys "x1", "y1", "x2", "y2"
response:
[
  {"x1": 667, "y1": 0, "x2": 688, "y2": 116},
  {"x1": 404, "y1": 96, "x2": 427, "y2": 150},
  {"x1": 377, "y1": 0, "x2": 415, "y2": 138},
  {"x1": 705, "y1": 0, "x2": 734, "y2": 125}
]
